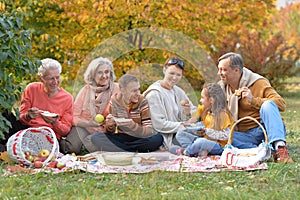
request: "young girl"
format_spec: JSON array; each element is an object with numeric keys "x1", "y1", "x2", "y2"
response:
[{"x1": 175, "y1": 83, "x2": 234, "y2": 157}]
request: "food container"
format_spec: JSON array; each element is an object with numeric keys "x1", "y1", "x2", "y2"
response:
[{"x1": 102, "y1": 153, "x2": 135, "y2": 166}]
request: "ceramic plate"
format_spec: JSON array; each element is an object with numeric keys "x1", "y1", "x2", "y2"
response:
[
  {"x1": 114, "y1": 118, "x2": 132, "y2": 123},
  {"x1": 186, "y1": 122, "x2": 205, "y2": 131},
  {"x1": 41, "y1": 112, "x2": 58, "y2": 117},
  {"x1": 186, "y1": 126, "x2": 204, "y2": 131}
]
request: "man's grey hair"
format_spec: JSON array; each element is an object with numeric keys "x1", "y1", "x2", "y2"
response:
[
  {"x1": 218, "y1": 52, "x2": 244, "y2": 73},
  {"x1": 38, "y1": 58, "x2": 62, "y2": 77}
]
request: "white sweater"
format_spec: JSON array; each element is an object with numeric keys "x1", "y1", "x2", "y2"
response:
[{"x1": 143, "y1": 81, "x2": 196, "y2": 149}]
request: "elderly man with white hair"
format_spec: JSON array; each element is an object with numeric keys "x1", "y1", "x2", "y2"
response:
[{"x1": 0, "y1": 58, "x2": 73, "y2": 152}]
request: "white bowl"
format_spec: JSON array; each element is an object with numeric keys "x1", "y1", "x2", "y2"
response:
[
  {"x1": 102, "y1": 153, "x2": 134, "y2": 166},
  {"x1": 114, "y1": 118, "x2": 132, "y2": 123}
]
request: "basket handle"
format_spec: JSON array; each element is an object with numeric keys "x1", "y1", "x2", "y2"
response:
[
  {"x1": 38, "y1": 126, "x2": 59, "y2": 164},
  {"x1": 227, "y1": 116, "x2": 268, "y2": 145}
]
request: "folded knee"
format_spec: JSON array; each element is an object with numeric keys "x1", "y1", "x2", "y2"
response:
[{"x1": 260, "y1": 100, "x2": 279, "y2": 115}]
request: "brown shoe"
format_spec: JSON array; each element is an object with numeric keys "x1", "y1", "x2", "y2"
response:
[{"x1": 274, "y1": 146, "x2": 294, "y2": 163}]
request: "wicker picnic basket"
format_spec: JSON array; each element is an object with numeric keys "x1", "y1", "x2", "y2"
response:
[
  {"x1": 6, "y1": 126, "x2": 59, "y2": 166},
  {"x1": 220, "y1": 116, "x2": 271, "y2": 167}
]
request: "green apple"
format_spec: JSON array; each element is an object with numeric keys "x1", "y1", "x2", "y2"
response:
[
  {"x1": 26, "y1": 155, "x2": 34, "y2": 162},
  {"x1": 56, "y1": 161, "x2": 66, "y2": 169},
  {"x1": 180, "y1": 99, "x2": 189, "y2": 106},
  {"x1": 50, "y1": 155, "x2": 56, "y2": 161},
  {"x1": 94, "y1": 114, "x2": 105, "y2": 123}
]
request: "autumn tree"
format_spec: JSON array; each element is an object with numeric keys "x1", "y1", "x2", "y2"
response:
[
  {"x1": 2, "y1": 0, "x2": 298, "y2": 135},
  {"x1": 197, "y1": 1, "x2": 299, "y2": 89},
  {"x1": 4, "y1": 0, "x2": 299, "y2": 94},
  {"x1": 11, "y1": 0, "x2": 281, "y2": 87},
  {"x1": 272, "y1": 2, "x2": 300, "y2": 76}
]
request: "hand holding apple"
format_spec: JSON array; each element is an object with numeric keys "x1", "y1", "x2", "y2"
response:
[
  {"x1": 180, "y1": 99, "x2": 189, "y2": 106},
  {"x1": 180, "y1": 99, "x2": 191, "y2": 119}
]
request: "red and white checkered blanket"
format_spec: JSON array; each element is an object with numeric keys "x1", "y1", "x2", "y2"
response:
[{"x1": 5, "y1": 151, "x2": 268, "y2": 175}]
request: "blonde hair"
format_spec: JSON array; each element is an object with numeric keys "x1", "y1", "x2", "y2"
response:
[{"x1": 201, "y1": 83, "x2": 233, "y2": 130}]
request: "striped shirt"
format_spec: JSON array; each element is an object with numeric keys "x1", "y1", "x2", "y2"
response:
[{"x1": 107, "y1": 93, "x2": 154, "y2": 138}]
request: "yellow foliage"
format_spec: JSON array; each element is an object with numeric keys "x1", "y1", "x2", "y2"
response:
[
  {"x1": 0, "y1": 152, "x2": 13, "y2": 164},
  {"x1": 0, "y1": 2, "x2": 5, "y2": 12},
  {"x1": 7, "y1": 0, "x2": 294, "y2": 91}
]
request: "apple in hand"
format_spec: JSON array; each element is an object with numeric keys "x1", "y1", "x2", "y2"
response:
[
  {"x1": 94, "y1": 114, "x2": 105, "y2": 123},
  {"x1": 33, "y1": 160, "x2": 44, "y2": 168},
  {"x1": 180, "y1": 99, "x2": 189, "y2": 106},
  {"x1": 38, "y1": 149, "x2": 50, "y2": 158}
]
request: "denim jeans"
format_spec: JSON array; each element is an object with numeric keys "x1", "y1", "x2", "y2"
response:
[
  {"x1": 232, "y1": 100, "x2": 286, "y2": 149},
  {"x1": 176, "y1": 130, "x2": 223, "y2": 156},
  {"x1": 91, "y1": 132, "x2": 163, "y2": 152},
  {"x1": 185, "y1": 137, "x2": 223, "y2": 156},
  {"x1": 176, "y1": 130, "x2": 198, "y2": 148}
]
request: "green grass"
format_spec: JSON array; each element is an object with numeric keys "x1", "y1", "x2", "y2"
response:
[{"x1": 1, "y1": 79, "x2": 300, "y2": 200}]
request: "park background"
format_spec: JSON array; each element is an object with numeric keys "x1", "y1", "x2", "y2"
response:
[{"x1": 0, "y1": 0, "x2": 300, "y2": 199}]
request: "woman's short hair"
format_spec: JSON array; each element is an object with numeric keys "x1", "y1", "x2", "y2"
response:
[
  {"x1": 84, "y1": 57, "x2": 116, "y2": 85},
  {"x1": 118, "y1": 74, "x2": 139, "y2": 89},
  {"x1": 38, "y1": 58, "x2": 62, "y2": 77}
]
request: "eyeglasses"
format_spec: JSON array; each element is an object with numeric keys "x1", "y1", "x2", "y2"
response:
[{"x1": 166, "y1": 58, "x2": 184, "y2": 69}]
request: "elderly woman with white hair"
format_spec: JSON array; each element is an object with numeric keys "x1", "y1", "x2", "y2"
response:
[
  {"x1": 0, "y1": 58, "x2": 74, "y2": 150},
  {"x1": 61, "y1": 57, "x2": 120, "y2": 154}
]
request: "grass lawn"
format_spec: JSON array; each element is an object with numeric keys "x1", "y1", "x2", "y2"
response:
[{"x1": 1, "y1": 80, "x2": 299, "y2": 200}]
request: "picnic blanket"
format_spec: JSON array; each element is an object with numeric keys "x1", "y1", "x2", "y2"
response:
[{"x1": 4, "y1": 151, "x2": 268, "y2": 175}]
